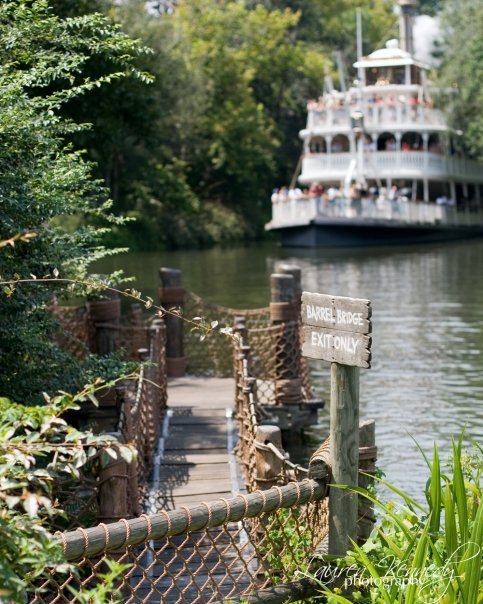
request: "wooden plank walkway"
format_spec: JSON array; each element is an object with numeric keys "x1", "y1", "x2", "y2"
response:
[
  {"x1": 137, "y1": 377, "x2": 254, "y2": 603},
  {"x1": 148, "y1": 376, "x2": 242, "y2": 511}
]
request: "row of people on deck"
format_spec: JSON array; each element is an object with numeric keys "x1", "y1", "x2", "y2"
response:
[
  {"x1": 307, "y1": 94, "x2": 432, "y2": 114},
  {"x1": 271, "y1": 183, "x2": 346, "y2": 204},
  {"x1": 272, "y1": 183, "x2": 467, "y2": 211},
  {"x1": 271, "y1": 183, "x2": 424, "y2": 206}
]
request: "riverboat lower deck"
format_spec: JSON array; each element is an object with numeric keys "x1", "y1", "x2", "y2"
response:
[{"x1": 266, "y1": 196, "x2": 483, "y2": 247}]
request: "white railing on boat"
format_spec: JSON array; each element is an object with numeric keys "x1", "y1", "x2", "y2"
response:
[
  {"x1": 299, "y1": 152, "x2": 483, "y2": 184},
  {"x1": 269, "y1": 196, "x2": 483, "y2": 229},
  {"x1": 308, "y1": 105, "x2": 446, "y2": 130}
]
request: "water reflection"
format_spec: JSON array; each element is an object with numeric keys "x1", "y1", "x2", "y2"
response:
[{"x1": 95, "y1": 239, "x2": 483, "y2": 499}]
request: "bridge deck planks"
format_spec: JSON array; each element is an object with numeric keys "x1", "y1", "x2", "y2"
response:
[
  {"x1": 142, "y1": 377, "x2": 252, "y2": 602},
  {"x1": 149, "y1": 376, "x2": 240, "y2": 509}
]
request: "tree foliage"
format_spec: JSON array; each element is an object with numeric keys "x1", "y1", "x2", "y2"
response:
[
  {"x1": 0, "y1": 0, "x2": 148, "y2": 403},
  {"x1": 437, "y1": 0, "x2": 483, "y2": 163}
]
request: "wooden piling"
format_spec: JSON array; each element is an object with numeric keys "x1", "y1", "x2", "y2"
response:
[
  {"x1": 86, "y1": 287, "x2": 121, "y2": 355},
  {"x1": 117, "y1": 385, "x2": 141, "y2": 518},
  {"x1": 159, "y1": 267, "x2": 186, "y2": 377},
  {"x1": 358, "y1": 419, "x2": 376, "y2": 542},
  {"x1": 270, "y1": 273, "x2": 303, "y2": 405},
  {"x1": 329, "y1": 363, "x2": 360, "y2": 556},
  {"x1": 98, "y1": 439, "x2": 129, "y2": 523},
  {"x1": 274, "y1": 263, "x2": 302, "y2": 301},
  {"x1": 308, "y1": 439, "x2": 331, "y2": 482},
  {"x1": 255, "y1": 425, "x2": 284, "y2": 489},
  {"x1": 128, "y1": 303, "x2": 146, "y2": 358},
  {"x1": 149, "y1": 319, "x2": 168, "y2": 414}
]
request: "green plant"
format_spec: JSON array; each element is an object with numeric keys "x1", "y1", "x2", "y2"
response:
[
  {"x1": 307, "y1": 436, "x2": 482, "y2": 603},
  {"x1": 261, "y1": 506, "x2": 314, "y2": 582},
  {"x1": 0, "y1": 0, "x2": 150, "y2": 405},
  {"x1": 0, "y1": 386, "x2": 135, "y2": 603}
]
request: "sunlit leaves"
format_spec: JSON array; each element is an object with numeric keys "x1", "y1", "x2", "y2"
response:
[{"x1": 317, "y1": 438, "x2": 482, "y2": 603}]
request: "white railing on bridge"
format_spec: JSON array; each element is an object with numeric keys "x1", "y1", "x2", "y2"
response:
[{"x1": 269, "y1": 196, "x2": 483, "y2": 229}]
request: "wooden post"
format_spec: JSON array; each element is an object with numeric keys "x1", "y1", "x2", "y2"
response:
[
  {"x1": 358, "y1": 419, "x2": 376, "y2": 543},
  {"x1": 86, "y1": 283, "x2": 121, "y2": 355},
  {"x1": 274, "y1": 263, "x2": 302, "y2": 302},
  {"x1": 98, "y1": 444, "x2": 129, "y2": 523},
  {"x1": 308, "y1": 438, "x2": 331, "y2": 483},
  {"x1": 129, "y1": 303, "x2": 146, "y2": 359},
  {"x1": 270, "y1": 273, "x2": 303, "y2": 405},
  {"x1": 150, "y1": 318, "x2": 168, "y2": 414},
  {"x1": 159, "y1": 267, "x2": 186, "y2": 377},
  {"x1": 329, "y1": 363, "x2": 360, "y2": 556},
  {"x1": 116, "y1": 386, "x2": 140, "y2": 518},
  {"x1": 233, "y1": 317, "x2": 248, "y2": 413},
  {"x1": 255, "y1": 425, "x2": 284, "y2": 489}
]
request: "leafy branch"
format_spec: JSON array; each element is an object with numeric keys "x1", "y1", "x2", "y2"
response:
[{"x1": 0, "y1": 272, "x2": 237, "y2": 342}]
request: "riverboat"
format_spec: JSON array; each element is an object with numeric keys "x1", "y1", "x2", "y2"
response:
[{"x1": 265, "y1": 0, "x2": 483, "y2": 248}]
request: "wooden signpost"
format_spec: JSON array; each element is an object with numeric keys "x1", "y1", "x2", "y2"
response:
[{"x1": 301, "y1": 291, "x2": 372, "y2": 556}]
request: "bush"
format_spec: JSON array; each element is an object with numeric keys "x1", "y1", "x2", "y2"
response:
[{"x1": 0, "y1": 389, "x2": 134, "y2": 603}]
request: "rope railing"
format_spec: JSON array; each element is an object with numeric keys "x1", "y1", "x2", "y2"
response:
[
  {"x1": 33, "y1": 479, "x2": 329, "y2": 603},
  {"x1": 118, "y1": 321, "x2": 168, "y2": 516},
  {"x1": 183, "y1": 290, "x2": 316, "y2": 415},
  {"x1": 233, "y1": 333, "x2": 317, "y2": 495},
  {"x1": 57, "y1": 480, "x2": 326, "y2": 560},
  {"x1": 51, "y1": 303, "x2": 169, "y2": 526},
  {"x1": 183, "y1": 289, "x2": 271, "y2": 377}
]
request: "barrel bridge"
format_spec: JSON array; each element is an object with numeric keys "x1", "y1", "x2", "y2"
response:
[{"x1": 32, "y1": 266, "x2": 376, "y2": 603}]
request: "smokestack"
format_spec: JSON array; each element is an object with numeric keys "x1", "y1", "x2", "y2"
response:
[{"x1": 398, "y1": 0, "x2": 417, "y2": 55}]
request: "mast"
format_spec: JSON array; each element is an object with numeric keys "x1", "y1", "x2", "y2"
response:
[
  {"x1": 398, "y1": 0, "x2": 417, "y2": 54},
  {"x1": 356, "y1": 8, "x2": 364, "y2": 84}
]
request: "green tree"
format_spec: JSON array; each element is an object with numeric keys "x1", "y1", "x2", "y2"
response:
[
  {"x1": 248, "y1": 0, "x2": 397, "y2": 71},
  {"x1": 97, "y1": 0, "x2": 326, "y2": 244},
  {"x1": 0, "y1": 0, "x2": 149, "y2": 403},
  {"x1": 437, "y1": 0, "x2": 483, "y2": 163},
  {"x1": 157, "y1": 0, "x2": 329, "y2": 229}
]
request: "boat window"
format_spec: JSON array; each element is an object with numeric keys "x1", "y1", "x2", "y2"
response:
[
  {"x1": 309, "y1": 136, "x2": 326, "y2": 153},
  {"x1": 401, "y1": 131, "x2": 423, "y2": 151},
  {"x1": 331, "y1": 134, "x2": 350, "y2": 153},
  {"x1": 377, "y1": 132, "x2": 396, "y2": 151},
  {"x1": 428, "y1": 133, "x2": 442, "y2": 154},
  {"x1": 410, "y1": 65, "x2": 421, "y2": 85}
]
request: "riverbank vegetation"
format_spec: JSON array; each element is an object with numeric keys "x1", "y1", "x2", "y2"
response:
[
  {"x1": 313, "y1": 437, "x2": 482, "y2": 603},
  {"x1": 0, "y1": 0, "x2": 147, "y2": 403}
]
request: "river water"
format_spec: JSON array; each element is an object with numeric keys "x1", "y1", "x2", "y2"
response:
[{"x1": 95, "y1": 239, "x2": 483, "y2": 501}]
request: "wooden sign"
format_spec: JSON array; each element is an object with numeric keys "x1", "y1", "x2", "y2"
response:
[{"x1": 301, "y1": 292, "x2": 372, "y2": 368}]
